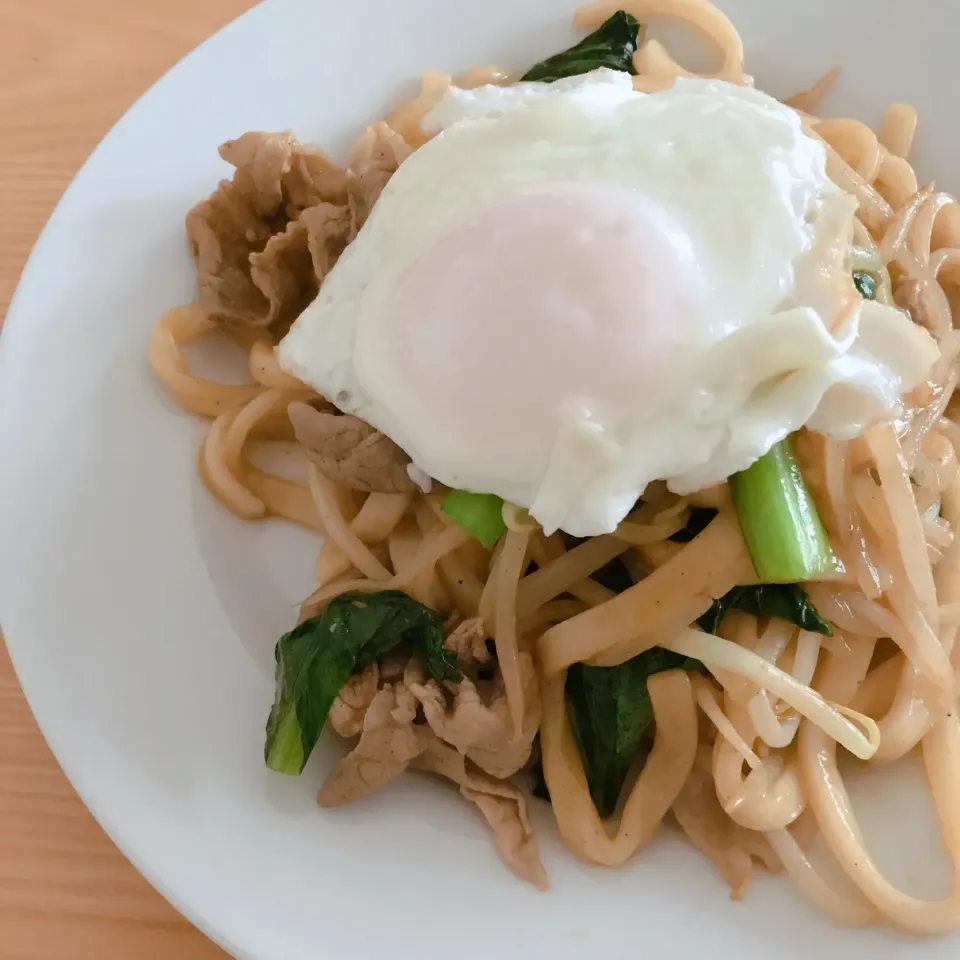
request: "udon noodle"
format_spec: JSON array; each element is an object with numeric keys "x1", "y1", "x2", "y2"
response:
[{"x1": 148, "y1": 0, "x2": 960, "y2": 933}]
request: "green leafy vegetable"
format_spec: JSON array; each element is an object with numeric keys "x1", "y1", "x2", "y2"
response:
[
  {"x1": 265, "y1": 591, "x2": 460, "y2": 775},
  {"x1": 522, "y1": 10, "x2": 642, "y2": 83},
  {"x1": 566, "y1": 648, "x2": 700, "y2": 818},
  {"x1": 441, "y1": 489, "x2": 506, "y2": 549},
  {"x1": 730, "y1": 437, "x2": 839, "y2": 583},
  {"x1": 853, "y1": 271, "x2": 878, "y2": 300},
  {"x1": 698, "y1": 584, "x2": 833, "y2": 637}
]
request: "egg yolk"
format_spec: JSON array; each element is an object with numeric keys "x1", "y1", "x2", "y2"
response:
[{"x1": 368, "y1": 182, "x2": 712, "y2": 474}]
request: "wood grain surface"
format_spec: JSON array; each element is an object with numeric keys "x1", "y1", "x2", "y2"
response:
[{"x1": 0, "y1": 3, "x2": 254, "y2": 956}]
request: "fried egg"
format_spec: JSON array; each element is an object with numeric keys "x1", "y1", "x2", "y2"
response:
[{"x1": 277, "y1": 70, "x2": 937, "y2": 536}]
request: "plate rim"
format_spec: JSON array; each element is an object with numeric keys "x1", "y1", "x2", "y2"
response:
[{"x1": 1, "y1": 2, "x2": 958, "y2": 957}]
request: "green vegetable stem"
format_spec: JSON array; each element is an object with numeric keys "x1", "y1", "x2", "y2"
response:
[
  {"x1": 441, "y1": 489, "x2": 506, "y2": 549},
  {"x1": 730, "y1": 437, "x2": 838, "y2": 584},
  {"x1": 265, "y1": 591, "x2": 460, "y2": 775},
  {"x1": 522, "y1": 11, "x2": 642, "y2": 83},
  {"x1": 853, "y1": 270, "x2": 878, "y2": 300}
]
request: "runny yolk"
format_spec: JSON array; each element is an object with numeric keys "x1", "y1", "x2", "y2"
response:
[{"x1": 370, "y1": 181, "x2": 712, "y2": 470}]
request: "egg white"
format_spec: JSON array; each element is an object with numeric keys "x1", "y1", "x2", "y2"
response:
[{"x1": 277, "y1": 70, "x2": 937, "y2": 535}]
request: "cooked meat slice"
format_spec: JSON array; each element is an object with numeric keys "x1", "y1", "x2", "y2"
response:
[
  {"x1": 347, "y1": 122, "x2": 413, "y2": 230},
  {"x1": 414, "y1": 737, "x2": 548, "y2": 891},
  {"x1": 219, "y1": 131, "x2": 347, "y2": 218},
  {"x1": 671, "y1": 753, "x2": 780, "y2": 900},
  {"x1": 444, "y1": 617, "x2": 490, "y2": 671},
  {"x1": 288, "y1": 401, "x2": 416, "y2": 493},
  {"x1": 321, "y1": 649, "x2": 547, "y2": 890},
  {"x1": 298, "y1": 201, "x2": 355, "y2": 276},
  {"x1": 318, "y1": 683, "x2": 425, "y2": 807},
  {"x1": 186, "y1": 131, "x2": 350, "y2": 329},
  {"x1": 186, "y1": 179, "x2": 273, "y2": 326},
  {"x1": 405, "y1": 652, "x2": 540, "y2": 779},
  {"x1": 246, "y1": 219, "x2": 316, "y2": 329},
  {"x1": 378, "y1": 653, "x2": 409, "y2": 683},
  {"x1": 248, "y1": 203, "x2": 354, "y2": 331},
  {"x1": 328, "y1": 663, "x2": 380, "y2": 738},
  {"x1": 465, "y1": 653, "x2": 540, "y2": 778},
  {"x1": 406, "y1": 665, "x2": 502, "y2": 763}
]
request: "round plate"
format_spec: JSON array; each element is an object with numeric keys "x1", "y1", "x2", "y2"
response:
[{"x1": 1, "y1": 1, "x2": 958, "y2": 957}]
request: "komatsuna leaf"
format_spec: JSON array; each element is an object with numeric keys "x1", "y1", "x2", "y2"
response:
[
  {"x1": 566, "y1": 648, "x2": 700, "y2": 819},
  {"x1": 522, "y1": 11, "x2": 642, "y2": 83},
  {"x1": 698, "y1": 584, "x2": 833, "y2": 637},
  {"x1": 264, "y1": 591, "x2": 460, "y2": 775}
]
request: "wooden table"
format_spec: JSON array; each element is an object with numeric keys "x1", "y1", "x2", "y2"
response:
[{"x1": 0, "y1": 2, "x2": 254, "y2": 956}]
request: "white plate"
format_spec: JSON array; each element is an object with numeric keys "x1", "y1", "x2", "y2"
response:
[{"x1": 1, "y1": 1, "x2": 958, "y2": 957}]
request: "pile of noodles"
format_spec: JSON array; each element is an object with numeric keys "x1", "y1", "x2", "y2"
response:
[{"x1": 149, "y1": 0, "x2": 960, "y2": 934}]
